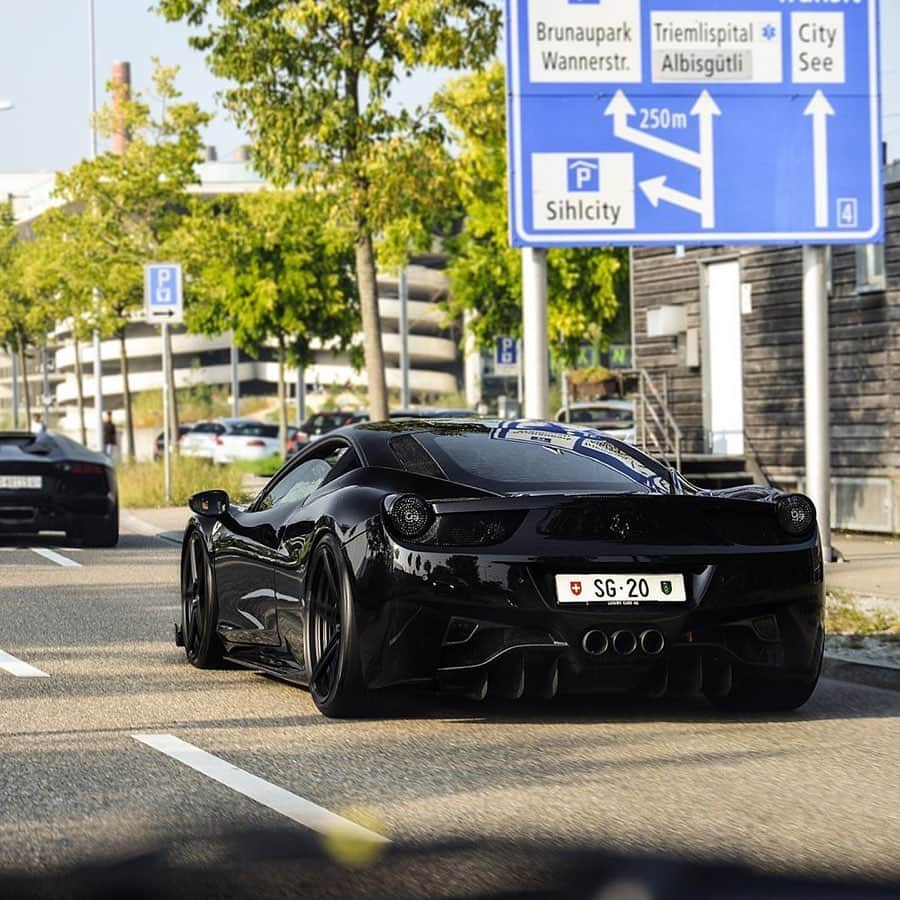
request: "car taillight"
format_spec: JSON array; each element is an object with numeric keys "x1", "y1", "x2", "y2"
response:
[
  {"x1": 215, "y1": 436, "x2": 224, "y2": 445},
  {"x1": 58, "y1": 462, "x2": 106, "y2": 476},
  {"x1": 776, "y1": 494, "x2": 816, "y2": 537},
  {"x1": 386, "y1": 495, "x2": 433, "y2": 540},
  {"x1": 246, "y1": 439, "x2": 266, "y2": 447}
]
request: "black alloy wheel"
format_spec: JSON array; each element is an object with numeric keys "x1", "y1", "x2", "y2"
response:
[
  {"x1": 305, "y1": 533, "x2": 366, "y2": 717},
  {"x1": 180, "y1": 530, "x2": 223, "y2": 668}
]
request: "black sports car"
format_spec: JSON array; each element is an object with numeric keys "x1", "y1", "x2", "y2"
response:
[
  {"x1": 0, "y1": 431, "x2": 118, "y2": 546},
  {"x1": 178, "y1": 420, "x2": 824, "y2": 718}
]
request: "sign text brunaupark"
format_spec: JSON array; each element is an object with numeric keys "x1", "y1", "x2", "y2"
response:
[{"x1": 505, "y1": 0, "x2": 882, "y2": 246}]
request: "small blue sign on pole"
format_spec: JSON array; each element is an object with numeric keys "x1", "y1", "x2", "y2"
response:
[
  {"x1": 505, "y1": 0, "x2": 882, "y2": 246},
  {"x1": 144, "y1": 263, "x2": 184, "y2": 324},
  {"x1": 495, "y1": 336, "x2": 520, "y2": 375}
]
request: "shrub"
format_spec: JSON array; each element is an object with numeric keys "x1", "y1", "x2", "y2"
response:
[{"x1": 116, "y1": 457, "x2": 250, "y2": 508}]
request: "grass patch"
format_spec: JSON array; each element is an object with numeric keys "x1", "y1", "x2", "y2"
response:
[
  {"x1": 826, "y1": 592, "x2": 900, "y2": 637},
  {"x1": 117, "y1": 457, "x2": 250, "y2": 508},
  {"x1": 230, "y1": 454, "x2": 285, "y2": 479}
]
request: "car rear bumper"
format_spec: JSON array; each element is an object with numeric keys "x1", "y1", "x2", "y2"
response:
[
  {"x1": 351, "y1": 532, "x2": 824, "y2": 696},
  {"x1": 0, "y1": 494, "x2": 116, "y2": 535}
]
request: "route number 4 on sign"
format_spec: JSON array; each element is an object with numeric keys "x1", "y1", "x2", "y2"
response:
[{"x1": 505, "y1": 0, "x2": 882, "y2": 246}]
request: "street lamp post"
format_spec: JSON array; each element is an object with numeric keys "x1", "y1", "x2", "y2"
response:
[{"x1": 89, "y1": 0, "x2": 104, "y2": 452}]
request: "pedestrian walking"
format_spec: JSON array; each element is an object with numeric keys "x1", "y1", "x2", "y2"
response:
[
  {"x1": 31, "y1": 413, "x2": 47, "y2": 435},
  {"x1": 102, "y1": 410, "x2": 117, "y2": 461}
]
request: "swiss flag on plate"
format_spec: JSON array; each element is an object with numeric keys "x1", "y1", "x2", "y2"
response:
[{"x1": 570, "y1": 581, "x2": 582, "y2": 596}]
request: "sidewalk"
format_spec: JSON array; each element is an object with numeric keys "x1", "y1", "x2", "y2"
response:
[
  {"x1": 121, "y1": 507, "x2": 192, "y2": 545},
  {"x1": 828, "y1": 531, "x2": 900, "y2": 608}
]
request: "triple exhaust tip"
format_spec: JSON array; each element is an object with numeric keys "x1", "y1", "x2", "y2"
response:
[{"x1": 582, "y1": 628, "x2": 665, "y2": 657}]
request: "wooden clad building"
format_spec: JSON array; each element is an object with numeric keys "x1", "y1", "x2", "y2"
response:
[{"x1": 631, "y1": 164, "x2": 899, "y2": 533}]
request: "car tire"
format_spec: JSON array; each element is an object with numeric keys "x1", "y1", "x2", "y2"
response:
[
  {"x1": 305, "y1": 532, "x2": 369, "y2": 718},
  {"x1": 180, "y1": 529, "x2": 224, "y2": 669},
  {"x1": 707, "y1": 628, "x2": 824, "y2": 713},
  {"x1": 80, "y1": 506, "x2": 120, "y2": 547}
]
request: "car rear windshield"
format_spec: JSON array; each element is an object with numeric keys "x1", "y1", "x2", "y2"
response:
[
  {"x1": 566, "y1": 407, "x2": 634, "y2": 427},
  {"x1": 233, "y1": 423, "x2": 279, "y2": 438},
  {"x1": 409, "y1": 430, "x2": 663, "y2": 493},
  {"x1": 191, "y1": 423, "x2": 223, "y2": 434}
]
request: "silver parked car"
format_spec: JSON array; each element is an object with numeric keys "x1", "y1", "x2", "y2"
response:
[
  {"x1": 179, "y1": 418, "x2": 264, "y2": 460},
  {"x1": 212, "y1": 422, "x2": 281, "y2": 465},
  {"x1": 556, "y1": 400, "x2": 636, "y2": 444}
]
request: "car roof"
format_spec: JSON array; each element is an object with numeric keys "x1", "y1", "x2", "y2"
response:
[
  {"x1": 324, "y1": 418, "x2": 667, "y2": 486},
  {"x1": 561, "y1": 400, "x2": 634, "y2": 411}
]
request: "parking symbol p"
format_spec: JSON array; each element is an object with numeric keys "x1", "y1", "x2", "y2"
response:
[{"x1": 567, "y1": 159, "x2": 600, "y2": 193}]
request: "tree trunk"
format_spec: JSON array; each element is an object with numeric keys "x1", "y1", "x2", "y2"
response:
[
  {"x1": 73, "y1": 335, "x2": 87, "y2": 445},
  {"x1": 165, "y1": 325, "x2": 179, "y2": 449},
  {"x1": 17, "y1": 338, "x2": 31, "y2": 426},
  {"x1": 354, "y1": 229, "x2": 388, "y2": 421},
  {"x1": 118, "y1": 330, "x2": 135, "y2": 462},
  {"x1": 277, "y1": 337, "x2": 287, "y2": 459}
]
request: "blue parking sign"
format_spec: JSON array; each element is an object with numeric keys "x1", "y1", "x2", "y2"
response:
[
  {"x1": 505, "y1": 0, "x2": 882, "y2": 246},
  {"x1": 495, "y1": 337, "x2": 520, "y2": 375},
  {"x1": 144, "y1": 263, "x2": 183, "y2": 323}
]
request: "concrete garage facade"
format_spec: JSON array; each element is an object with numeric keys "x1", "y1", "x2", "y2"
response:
[{"x1": 631, "y1": 163, "x2": 900, "y2": 533}]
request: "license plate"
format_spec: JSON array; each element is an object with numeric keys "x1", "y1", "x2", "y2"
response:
[
  {"x1": 556, "y1": 573, "x2": 686, "y2": 605},
  {"x1": 0, "y1": 475, "x2": 42, "y2": 490}
]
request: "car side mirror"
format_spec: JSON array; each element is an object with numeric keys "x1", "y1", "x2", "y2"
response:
[{"x1": 189, "y1": 489, "x2": 230, "y2": 518}]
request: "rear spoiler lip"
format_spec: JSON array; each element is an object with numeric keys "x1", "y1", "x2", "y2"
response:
[{"x1": 430, "y1": 491, "x2": 778, "y2": 515}]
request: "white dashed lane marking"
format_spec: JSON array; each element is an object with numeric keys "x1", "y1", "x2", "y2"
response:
[
  {"x1": 0, "y1": 649, "x2": 49, "y2": 677},
  {"x1": 30, "y1": 547, "x2": 82, "y2": 567},
  {"x1": 133, "y1": 734, "x2": 388, "y2": 843}
]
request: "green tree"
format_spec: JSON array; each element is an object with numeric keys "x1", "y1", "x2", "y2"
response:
[
  {"x1": 157, "y1": 0, "x2": 500, "y2": 420},
  {"x1": 52, "y1": 62, "x2": 209, "y2": 459},
  {"x1": 0, "y1": 205, "x2": 62, "y2": 428},
  {"x1": 173, "y1": 190, "x2": 359, "y2": 453},
  {"x1": 437, "y1": 63, "x2": 627, "y2": 368}
]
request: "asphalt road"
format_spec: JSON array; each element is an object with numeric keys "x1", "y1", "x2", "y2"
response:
[{"x1": 1, "y1": 525, "x2": 899, "y2": 890}]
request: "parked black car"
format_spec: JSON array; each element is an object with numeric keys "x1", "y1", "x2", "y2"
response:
[
  {"x1": 0, "y1": 431, "x2": 118, "y2": 546},
  {"x1": 152, "y1": 423, "x2": 195, "y2": 462},
  {"x1": 178, "y1": 419, "x2": 823, "y2": 717}
]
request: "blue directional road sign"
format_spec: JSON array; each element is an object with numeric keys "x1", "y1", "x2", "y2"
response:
[
  {"x1": 505, "y1": 0, "x2": 882, "y2": 246},
  {"x1": 144, "y1": 263, "x2": 184, "y2": 324},
  {"x1": 495, "y1": 336, "x2": 520, "y2": 376}
]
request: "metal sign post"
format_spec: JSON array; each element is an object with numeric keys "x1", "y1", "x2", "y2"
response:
[
  {"x1": 521, "y1": 249, "x2": 549, "y2": 419},
  {"x1": 399, "y1": 267, "x2": 410, "y2": 408},
  {"x1": 803, "y1": 246, "x2": 831, "y2": 563},
  {"x1": 504, "y1": 0, "x2": 882, "y2": 546},
  {"x1": 145, "y1": 263, "x2": 184, "y2": 505}
]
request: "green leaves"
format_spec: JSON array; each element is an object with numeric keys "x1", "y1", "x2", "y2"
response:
[
  {"x1": 172, "y1": 190, "x2": 359, "y2": 369},
  {"x1": 438, "y1": 63, "x2": 628, "y2": 368}
]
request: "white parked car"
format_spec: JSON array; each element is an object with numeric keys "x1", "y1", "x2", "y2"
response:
[
  {"x1": 212, "y1": 421, "x2": 281, "y2": 465},
  {"x1": 556, "y1": 400, "x2": 637, "y2": 445},
  {"x1": 179, "y1": 418, "x2": 264, "y2": 460}
]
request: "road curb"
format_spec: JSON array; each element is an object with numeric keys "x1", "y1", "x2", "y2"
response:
[
  {"x1": 823, "y1": 656, "x2": 900, "y2": 693},
  {"x1": 121, "y1": 510, "x2": 184, "y2": 547}
]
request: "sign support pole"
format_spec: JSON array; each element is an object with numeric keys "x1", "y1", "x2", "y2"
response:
[
  {"x1": 802, "y1": 245, "x2": 831, "y2": 564},
  {"x1": 399, "y1": 267, "x2": 410, "y2": 408},
  {"x1": 296, "y1": 367, "x2": 306, "y2": 425},
  {"x1": 522, "y1": 248, "x2": 549, "y2": 419},
  {"x1": 161, "y1": 322, "x2": 172, "y2": 505},
  {"x1": 230, "y1": 341, "x2": 239, "y2": 418},
  {"x1": 11, "y1": 351, "x2": 19, "y2": 429},
  {"x1": 93, "y1": 324, "x2": 103, "y2": 453}
]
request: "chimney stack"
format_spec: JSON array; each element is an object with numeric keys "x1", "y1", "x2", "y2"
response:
[
  {"x1": 111, "y1": 61, "x2": 132, "y2": 155},
  {"x1": 233, "y1": 145, "x2": 251, "y2": 163},
  {"x1": 205, "y1": 145, "x2": 218, "y2": 162}
]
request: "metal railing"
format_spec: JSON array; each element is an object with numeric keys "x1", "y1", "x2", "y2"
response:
[{"x1": 634, "y1": 369, "x2": 682, "y2": 470}]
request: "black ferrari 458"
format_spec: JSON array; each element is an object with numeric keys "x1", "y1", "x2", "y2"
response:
[
  {"x1": 0, "y1": 431, "x2": 118, "y2": 545},
  {"x1": 178, "y1": 419, "x2": 824, "y2": 718}
]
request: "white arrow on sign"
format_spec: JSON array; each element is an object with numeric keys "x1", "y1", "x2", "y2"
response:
[
  {"x1": 804, "y1": 89, "x2": 835, "y2": 228},
  {"x1": 605, "y1": 89, "x2": 719, "y2": 228},
  {"x1": 639, "y1": 176, "x2": 703, "y2": 215},
  {"x1": 691, "y1": 90, "x2": 721, "y2": 229},
  {"x1": 604, "y1": 90, "x2": 701, "y2": 168}
]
